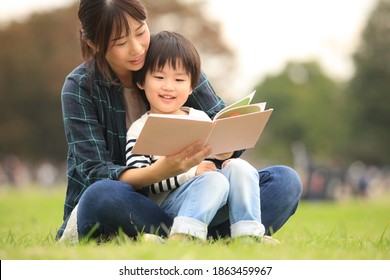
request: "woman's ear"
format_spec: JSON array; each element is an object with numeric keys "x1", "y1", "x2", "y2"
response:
[
  {"x1": 86, "y1": 39, "x2": 97, "y2": 52},
  {"x1": 137, "y1": 82, "x2": 145, "y2": 90}
]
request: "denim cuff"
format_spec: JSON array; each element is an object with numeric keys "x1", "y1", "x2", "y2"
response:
[{"x1": 230, "y1": 220, "x2": 265, "y2": 238}]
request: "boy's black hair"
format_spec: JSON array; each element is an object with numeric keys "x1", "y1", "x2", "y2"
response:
[{"x1": 133, "y1": 31, "x2": 201, "y2": 89}]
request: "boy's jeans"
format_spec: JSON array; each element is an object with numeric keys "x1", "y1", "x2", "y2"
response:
[{"x1": 161, "y1": 159, "x2": 264, "y2": 240}]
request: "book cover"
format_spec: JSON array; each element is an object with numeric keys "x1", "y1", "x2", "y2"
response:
[{"x1": 132, "y1": 91, "x2": 273, "y2": 156}]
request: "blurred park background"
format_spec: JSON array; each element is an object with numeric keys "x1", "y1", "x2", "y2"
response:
[{"x1": 0, "y1": 0, "x2": 389, "y2": 202}]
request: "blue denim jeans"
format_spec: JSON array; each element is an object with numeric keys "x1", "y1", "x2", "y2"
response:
[
  {"x1": 161, "y1": 159, "x2": 264, "y2": 240},
  {"x1": 73, "y1": 165, "x2": 302, "y2": 239}
]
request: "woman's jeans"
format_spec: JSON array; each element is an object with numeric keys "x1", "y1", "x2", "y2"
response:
[{"x1": 74, "y1": 165, "x2": 302, "y2": 239}]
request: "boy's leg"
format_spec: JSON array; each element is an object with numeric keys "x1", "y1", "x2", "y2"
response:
[
  {"x1": 208, "y1": 165, "x2": 302, "y2": 238},
  {"x1": 161, "y1": 172, "x2": 229, "y2": 240},
  {"x1": 219, "y1": 159, "x2": 264, "y2": 238}
]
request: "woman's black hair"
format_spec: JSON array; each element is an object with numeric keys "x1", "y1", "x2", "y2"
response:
[{"x1": 78, "y1": 0, "x2": 148, "y2": 83}]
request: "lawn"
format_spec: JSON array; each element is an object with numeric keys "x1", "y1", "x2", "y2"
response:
[{"x1": 0, "y1": 185, "x2": 389, "y2": 260}]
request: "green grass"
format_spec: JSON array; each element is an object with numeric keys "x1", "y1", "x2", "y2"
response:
[{"x1": 0, "y1": 185, "x2": 389, "y2": 260}]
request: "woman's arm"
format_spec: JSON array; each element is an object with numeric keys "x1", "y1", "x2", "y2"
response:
[{"x1": 61, "y1": 68, "x2": 129, "y2": 186}]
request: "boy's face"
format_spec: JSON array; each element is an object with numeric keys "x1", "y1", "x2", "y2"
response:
[{"x1": 140, "y1": 62, "x2": 192, "y2": 115}]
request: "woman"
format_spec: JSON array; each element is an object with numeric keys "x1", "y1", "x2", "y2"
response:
[{"x1": 57, "y1": 0, "x2": 302, "y2": 242}]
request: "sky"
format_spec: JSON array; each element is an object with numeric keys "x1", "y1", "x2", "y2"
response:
[{"x1": 0, "y1": 0, "x2": 377, "y2": 93}]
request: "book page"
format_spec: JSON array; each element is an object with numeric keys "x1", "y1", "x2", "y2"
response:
[
  {"x1": 213, "y1": 90, "x2": 256, "y2": 120},
  {"x1": 214, "y1": 103, "x2": 266, "y2": 120}
]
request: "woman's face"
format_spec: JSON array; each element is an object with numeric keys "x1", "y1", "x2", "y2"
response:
[{"x1": 105, "y1": 15, "x2": 150, "y2": 81}]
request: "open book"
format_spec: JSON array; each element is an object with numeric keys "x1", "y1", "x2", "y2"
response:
[{"x1": 132, "y1": 90, "x2": 273, "y2": 156}]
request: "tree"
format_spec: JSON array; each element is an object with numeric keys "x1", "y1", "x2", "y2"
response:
[
  {"x1": 0, "y1": 0, "x2": 235, "y2": 163},
  {"x1": 346, "y1": 0, "x2": 390, "y2": 165},
  {"x1": 249, "y1": 61, "x2": 346, "y2": 166},
  {"x1": 0, "y1": 5, "x2": 81, "y2": 162}
]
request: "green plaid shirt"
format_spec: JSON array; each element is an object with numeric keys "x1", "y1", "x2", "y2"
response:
[{"x1": 60, "y1": 62, "x2": 226, "y2": 221}]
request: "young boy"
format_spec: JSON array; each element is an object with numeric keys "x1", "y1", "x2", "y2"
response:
[{"x1": 125, "y1": 31, "x2": 266, "y2": 242}]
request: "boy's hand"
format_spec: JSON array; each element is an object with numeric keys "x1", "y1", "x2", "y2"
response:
[{"x1": 195, "y1": 161, "x2": 217, "y2": 175}]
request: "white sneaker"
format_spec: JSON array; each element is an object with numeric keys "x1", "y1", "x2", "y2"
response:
[
  {"x1": 58, "y1": 205, "x2": 79, "y2": 244},
  {"x1": 233, "y1": 235, "x2": 281, "y2": 245},
  {"x1": 139, "y1": 233, "x2": 165, "y2": 244},
  {"x1": 261, "y1": 235, "x2": 281, "y2": 245}
]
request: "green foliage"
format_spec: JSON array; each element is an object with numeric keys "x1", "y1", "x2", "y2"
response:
[
  {"x1": 346, "y1": 0, "x2": 390, "y2": 165},
  {"x1": 248, "y1": 0, "x2": 390, "y2": 167},
  {"x1": 251, "y1": 62, "x2": 347, "y2": 165},
  {"x1": 0, "y1": 5, "x2": 81, "y2": 162}
]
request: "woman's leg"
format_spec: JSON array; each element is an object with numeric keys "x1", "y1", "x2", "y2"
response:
[
  {"x1": 161, "y1": 172, "x2": 229, "y2": 240},
  {"x1": 76, "y1": 180, "x2": 173, "y2": 239},
  {"x1": 208, "y1": 165, "x2": 302, "y2": 238},
  {"x1": 259, "y1": 165, "x2": 302, "y2": 235}
]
